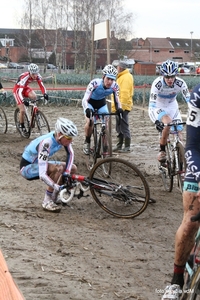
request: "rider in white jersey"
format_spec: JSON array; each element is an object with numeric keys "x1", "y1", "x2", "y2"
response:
[
  {"x1": 20, "y1": 118, "x2": 78, "y2": 213},
  {"x1": 148, "y1": 60, "x2": 190, "y2": 162}
]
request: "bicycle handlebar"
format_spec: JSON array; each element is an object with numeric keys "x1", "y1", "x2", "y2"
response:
[
  {"x1": 89, "y1": 110, "x2": 121, "y2": 127},
  {"x1": 155, "y1": 120, "x2": 186, "y2": 132},
  {"x1": 23, "y1": 95, "x2": 47, "y2": 106},
  {"x1": 163, "y1": 121, "x2": 186, "y2": 127}
]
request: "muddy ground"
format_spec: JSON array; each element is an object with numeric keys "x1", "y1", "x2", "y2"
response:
[{"x1": 0, "y1": 102, "x2": 187, "y2": 300}]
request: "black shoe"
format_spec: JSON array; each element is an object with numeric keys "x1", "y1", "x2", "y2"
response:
[{"x1": 19, "y1": 125, "x2": 29, "y2": 137}]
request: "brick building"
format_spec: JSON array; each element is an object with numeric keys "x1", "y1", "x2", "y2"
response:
[{"x1": 0, "y1": 28, "x2": 199, "y2": 69}]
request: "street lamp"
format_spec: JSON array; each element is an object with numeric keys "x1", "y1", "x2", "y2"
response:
[{"x1": 190, "y1": 31, "x2": 193, "y2": 60}]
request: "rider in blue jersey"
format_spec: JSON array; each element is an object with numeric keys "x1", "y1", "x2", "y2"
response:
[
  {"x1": 162, "y1": 83, "x2": 200, "y2": 299},
  {"x1": 20, "y1": 118, "x2": 78, "y2": 213},
  {"x1": 82, "y1": 64, "x2": 123, "y2": 155},
  {"x1": 148, "y1": 60, "x2": 190, "y2": 162}
]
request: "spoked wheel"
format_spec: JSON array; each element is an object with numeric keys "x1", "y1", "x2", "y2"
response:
[
  {"x1": 183, "y1": 266, "x2": 200, "y2": 300},
  {"x1": 86, "y1": 127, "x2": 98, "y2": 171},
  {"x1": 100, "y1": 129, "x2": 112, "y2": 176},
  {"x1": 159, "y1": 144, "x2": 173, "y2": 192},
  {"x1": 14, "y1": 107, "x2": 30, "y2": 138},
  {"x1": 0, "y1": 106, "x2": 8, "y2": 134},
  {"x1": 176, "y1": 142, "x2": 186, "y2": 192},
  {"x1": 35, "y1": 111, "x2": 50, "y2": 135},
  {"x1": 89, "y1": 157, "x2": 150, "y2": 218}
]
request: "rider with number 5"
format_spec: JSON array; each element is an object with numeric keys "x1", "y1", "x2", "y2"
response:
[
  {"x1": 13, "y1": 63, "x2": 49, "y2": 136},
  {"x1": 161, "y1": 83, "x2": 200, "y2": 299},
  {"x1": 148, "y1": 60, "x2": 190, "y2": 163},
  {"x1": 20, "y1": 118, "x2": 78, "y2": 213}
]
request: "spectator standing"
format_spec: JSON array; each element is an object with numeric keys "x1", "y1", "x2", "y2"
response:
[{"x1": 112, "y1": 61, "x2": 134, "y2": 152}]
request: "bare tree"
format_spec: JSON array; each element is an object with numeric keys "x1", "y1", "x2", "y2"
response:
[{"x1": 20, "y1": 0, "x2": 135, "y2": 70}]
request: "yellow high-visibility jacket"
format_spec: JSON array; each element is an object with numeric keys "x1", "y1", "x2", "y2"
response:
[{"x1": 111, "y1": 69, "x2": 134, "y2": 112}]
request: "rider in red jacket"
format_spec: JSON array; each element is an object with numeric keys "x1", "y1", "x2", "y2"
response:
[{"x1": 13, "y1": 63, "x2": 48, "y2": 136}]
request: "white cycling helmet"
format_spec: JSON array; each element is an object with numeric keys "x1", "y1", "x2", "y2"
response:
[
  {"x1": 160, "y1": 60, "x2": 178, "y2": 76},
  {"x1": 28, "y1": 63, "x2": 39, "y2": 74},
  {"x1": 55, "y1": 118, "x2": 78, "y2": 136},
  {"x1": 102, "y1": 64, "x2": 118, "y2": 80}
]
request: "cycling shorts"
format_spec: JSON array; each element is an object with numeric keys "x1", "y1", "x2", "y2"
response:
[
  {"x1": 20, "y1": 160, "x2": 62, "y2": 180},
  {"x1": 183, "y1": 181, "x2": 199, "y2": 193},
  {"x1": 13, "y1": 86, "x2": 33, "y2": 105}
]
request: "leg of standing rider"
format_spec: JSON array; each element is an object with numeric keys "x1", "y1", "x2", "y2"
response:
[{"x1": 162, "y1": 188, "x2": 200, "y2": 300}]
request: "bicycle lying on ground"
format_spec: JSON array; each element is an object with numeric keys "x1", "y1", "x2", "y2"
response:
[
  {"x1": 86, "y1": 110, "x2": 119, "y2": 173},
  {"x1": 180, "y1": 212, "x2": 200, "y2": 300},
  {"x1": 156, "y1": 121, "x2": 186, "y2": 193},
  {"x1": 60, "y1": 157, "x2": 152, "y2": 218},
  {"x1": 14, "y1": 95, "x2": 50, "y2": 138}
]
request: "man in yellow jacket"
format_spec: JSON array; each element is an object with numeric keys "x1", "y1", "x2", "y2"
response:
[{"x1": 112, "y1": 61, "x2": 134, "y2": 152}]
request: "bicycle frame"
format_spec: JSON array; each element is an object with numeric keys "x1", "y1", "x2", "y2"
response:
[
  {"x1": 60, "y1": 173, "x2": 116, "y2": 204},
  {"x1": 185, "y1": 228, "x2": 200, "y2": 279},
  {"x1": 93, "y1": 113, "x2": 107, "y2": 156},
  {"x1": 86, "y1": 111, "x2": 117, "y2": 172},
  {"x1": 25, "y1": 101, "x2": 39, "y2": 128},
  {"x1": 158, "y1": 121, "x2": 186, "y2": 192},
  {"x1": 166, "y1": 127, "x2": 184, "y2": 176}
]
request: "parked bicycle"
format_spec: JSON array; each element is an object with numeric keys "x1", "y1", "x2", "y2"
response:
[
  {"x1": 14, "y1": 95, "x2": 50, "y2": 138},
  {"x1": 86, "y1": 110, "x2": 118, "y2": 174},
  {"x1": 156, "y1": 121, "x2": 186, "y2": 192},
  {"x1": 60, "y1": 157, "x2": 151, "y2": 219},
  {"x1": 180, "y1": 212, "x2": 200, "y2": 299}
]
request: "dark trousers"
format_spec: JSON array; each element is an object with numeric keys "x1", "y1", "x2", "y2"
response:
[{"x1": 115, "y1": 110, "x2": 131, "y2": 139}]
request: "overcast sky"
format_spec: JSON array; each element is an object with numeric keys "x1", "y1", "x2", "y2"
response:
[{"x1": 0, "y1": 0, "x2": 199, "y2": 40}]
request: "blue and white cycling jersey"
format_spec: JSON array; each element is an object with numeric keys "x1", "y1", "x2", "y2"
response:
[
  {"x1": 20, "y1": 131, "x2": 74, "y2": 187},
  {"x1": 82, "y1": 78, "x2": 120, "y2": 114},
  {"x1": 148, "y1": 76, "x2": 190, "y2": 124}
]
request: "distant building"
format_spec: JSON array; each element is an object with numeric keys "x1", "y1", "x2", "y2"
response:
[{"x1": 0, "y1": 28, "x2": 199, "y2": 71}]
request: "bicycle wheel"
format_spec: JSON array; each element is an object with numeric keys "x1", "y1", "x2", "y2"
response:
[
  {"x1": 14, "y1": 107, "x2": 30, "y2": 138},
  {"x1": 35, "y1": 110, "x2": 50, "y2": 135},
  {"x1": 184, "y1": 266, "x2": 200, "y2": 299},
  {"x1": 159, "y1": 142, "x2": 173, "y2": 192},
  {"x1": 100, "y1": 128, "x2": 112, "y2": 176},
  {"x1": 86, "y1": 126, "x2": 98, "y2": 171},
  {"x1": 0, "y1": 106, "x2": 8, "y2": 134},
  {"x1": 176, "y1": 142, "x2": 186, "y2": 192},
  {"x1": 89, "y1": 157, "x2": 150, "y2": 218}
]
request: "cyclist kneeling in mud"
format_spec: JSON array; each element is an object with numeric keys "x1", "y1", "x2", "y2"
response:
[{"x1": 20, "y1": 118, "x2": 78, "y2": 213}]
